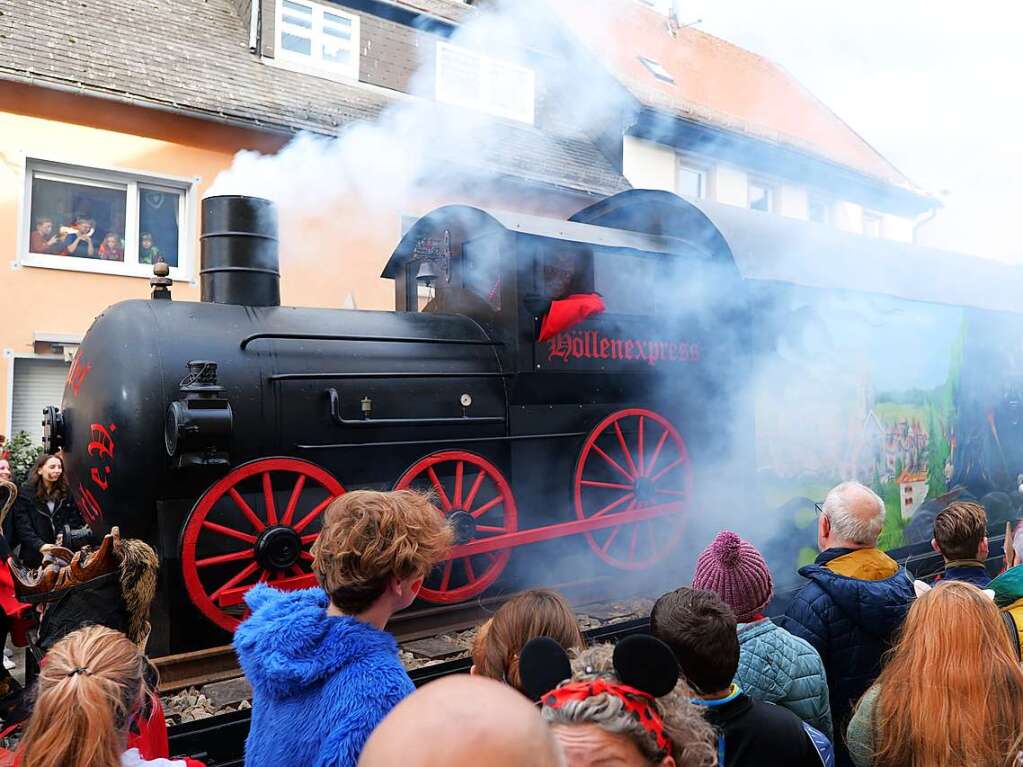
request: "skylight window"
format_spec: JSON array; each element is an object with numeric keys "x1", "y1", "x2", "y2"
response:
[{"x1": 639, "y1": 56, "x2": 674, "y2": 84}]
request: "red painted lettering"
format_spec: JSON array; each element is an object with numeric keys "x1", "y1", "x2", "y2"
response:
[
  {"x1": 76, "y1": 484, "x2": 104, "y2": 524},
  {"x1": 87, "y1": 423, "x2": 116, "y2": 459},
  {"x1": 67, "y1": 355, "x2": 93, "y2": 398},
  {"x1": 90, "y1": 466, "x2": 110, "y2": 491},
  {"x1": 600, "y1": 338, "x2": 610, "y2": 358}
]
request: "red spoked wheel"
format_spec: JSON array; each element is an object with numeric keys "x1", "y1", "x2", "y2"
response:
[
  {"x1": 574, "y1": 409, "x2": 691, "y2": 570},
  {"x1": 181, "y1": 457, "x2": 345, "y2": 632},
  {"x1": 394, "y1": 451, "x2": 517, "y2": 604}
]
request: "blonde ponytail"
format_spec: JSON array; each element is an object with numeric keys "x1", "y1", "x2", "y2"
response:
[{"x1": 21, "y1": 625, "x2": 148, "y2": 767}]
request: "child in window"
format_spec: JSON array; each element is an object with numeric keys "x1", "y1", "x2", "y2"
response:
[
  {"x1": 98, "y1": 232, "x2": 124, "y2": 261},
  {"x1": 29, "y1": 217, "x2": 61, "y2": 254},
  {"x1": 138, "y1": 233, "x2": 162, "y2": 265},
  {"x1": 61, "y1": 217, "x2": 95, "y2": 258}
]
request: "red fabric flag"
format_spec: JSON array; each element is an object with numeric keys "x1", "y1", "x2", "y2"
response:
[{"x1": 538, "y1": 294, "x2": 606, "y2": 342}]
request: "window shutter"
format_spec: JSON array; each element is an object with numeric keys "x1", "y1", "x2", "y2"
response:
[{"x1": 11, "y1": 358, "x2": 70, "y2": 444}]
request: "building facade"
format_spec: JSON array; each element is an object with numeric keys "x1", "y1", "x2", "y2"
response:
[{"x1": 0, "y1": 0, "x2": 934, "y2": 443}]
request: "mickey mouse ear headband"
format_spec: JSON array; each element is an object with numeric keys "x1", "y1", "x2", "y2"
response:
[
  {"x1": 518, "y1": 633, "x2": 680, "y2": 703},
  {"x1": 520, "y1": 634, "x2": 680, "y2": 758}
]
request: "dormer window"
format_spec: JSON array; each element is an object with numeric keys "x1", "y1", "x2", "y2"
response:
[
  {"x1": 436, "y1": 42, "x2": 535, "y2": 124},
  {"x1": 275, "y1": 0, "x2": 360, "y2": 81}
]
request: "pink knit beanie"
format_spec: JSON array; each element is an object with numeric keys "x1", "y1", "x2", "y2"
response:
[{"x1": 691, "y1": 530, "x2": 774, "y2": 622}]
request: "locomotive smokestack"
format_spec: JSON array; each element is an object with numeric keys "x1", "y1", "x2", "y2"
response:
[{"x1": 200, "y1": 195, "x2": 280, "y2": 307}]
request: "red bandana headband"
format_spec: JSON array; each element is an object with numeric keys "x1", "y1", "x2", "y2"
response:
[{"x1": 542, "y1": 679, "x2": 672, "y2": 756}]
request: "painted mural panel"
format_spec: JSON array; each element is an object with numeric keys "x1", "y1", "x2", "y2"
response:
[{"x1": 754, "y1": 284, "x2": 1023, "y2": 579}]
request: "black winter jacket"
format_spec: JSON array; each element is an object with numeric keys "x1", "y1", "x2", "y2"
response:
[
  {"x1": 12, "y1": 483, "x2": 88, "y2": 568},
  {"x1": 779, "y1": 547, "x2": 915, "y2": 767},
  {"x1": 697, "y1": 691, "x2": 824, "y2": 767}
]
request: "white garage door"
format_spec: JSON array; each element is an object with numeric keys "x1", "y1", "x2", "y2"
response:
[{"x1": 11, "y1": 357, "x2": 69, "y2": 444}]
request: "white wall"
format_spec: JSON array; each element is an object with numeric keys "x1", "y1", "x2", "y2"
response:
[
  {"x1": 778, "y1": 184, "x2": 808, "y2": 219},
  {"x1": 883, "y1": 214, "x2": 914, "y2": 243},
  {"x1": 833, "y1": 200, "x2": 864, "y2": 234},
  {"x1": 622, "y1": 134, "x2": 917, "y2": 244},
  {"x1": 715, "y1": 164, "x2": 748, "y2": 206},
  {"x1": 622, "y1": 136, "x2": 676, "y2": 193}
]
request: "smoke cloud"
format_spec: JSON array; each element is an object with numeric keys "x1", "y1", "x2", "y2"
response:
[
  {"x1": 206, "y1": 0, "x2": 1021, "y2": 602},
  {"x1": 661, "y1": 0, "x2": 1023, "y2": 264},
  {"x1": 206, "y1": 0, "x2": 637, "y2": 216}
]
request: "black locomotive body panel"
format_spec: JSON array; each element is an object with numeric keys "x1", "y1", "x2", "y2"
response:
[{"x1": 50, "y1": 193, "x2": 756, "y2": 652}]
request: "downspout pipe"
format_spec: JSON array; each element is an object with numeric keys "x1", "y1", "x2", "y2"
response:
[{"x1": 248, "y1": 0, "x2": 260, "y2": 53}]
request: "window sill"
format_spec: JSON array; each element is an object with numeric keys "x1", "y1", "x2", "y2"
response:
[
  {"x1": 262, "y1": 54, "x2": 360, "y2": 86},
  {"x1": 14, "y1": 254, "x2": 192, "y2": 283}
]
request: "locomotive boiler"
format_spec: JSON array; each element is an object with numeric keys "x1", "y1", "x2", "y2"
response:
[{"x1": 45, "y1": 194, "x2": 751, "y2": 653}]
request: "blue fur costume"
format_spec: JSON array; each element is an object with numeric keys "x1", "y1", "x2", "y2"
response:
[{"x1": 235, "y1": 586, "x2": 414, "y2": 767}]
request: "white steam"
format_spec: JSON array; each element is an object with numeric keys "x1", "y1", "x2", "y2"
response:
[
  {"x1": 206, "y1": 0, "x2": 636, "y2": 215},
  {"x1": 672, "y1": 0, "x2": 1023, "y2": 263}
]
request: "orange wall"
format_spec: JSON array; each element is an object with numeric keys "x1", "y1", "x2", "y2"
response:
[{"x1": 0, "y1": 85, "x2": 593, "y2": 434}]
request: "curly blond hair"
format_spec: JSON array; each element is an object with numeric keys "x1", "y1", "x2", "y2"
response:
[
  {"x1": 542, "y1": 643, "x2": 718, "y2": 767},
  {"x1": 311, "y1": 489, "x2": 453, "y2": 612}
]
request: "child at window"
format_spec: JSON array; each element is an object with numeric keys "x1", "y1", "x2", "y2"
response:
[
  {"x1": 98, "y1": 232, "x2": 124, "y2": 261},
  {"x1": 29, "y1": 217, "x2": 61, "y2": 254},
  {"x1": 139, "y1": 232, "x2": 163, "y2": 265},
  {"x1": 62, "y1": 217, "x2": 96, "y2": 258}
]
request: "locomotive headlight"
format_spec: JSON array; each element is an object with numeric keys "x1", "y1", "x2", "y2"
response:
[
  {"x1": 460, "y1": 393, "x2": 473, "y2": 408},
  {"x1": 165, "y1": 400, "x2": 233, "y2": 460},
  {"x1": 165, "y1": 360, "x2": 234, "y2": 468}
]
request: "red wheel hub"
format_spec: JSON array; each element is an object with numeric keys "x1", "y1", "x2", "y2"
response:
[
  {"x1": 180, "y1": 457, "x2": 344, "y2": 632},
  {"x1": 573, "y1": 409, "x2": 691, "y2": 570},
  {"x1": 394, "y1": 451, "x2": 517, "y2": 604}
]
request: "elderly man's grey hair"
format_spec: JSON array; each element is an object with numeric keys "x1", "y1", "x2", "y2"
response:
[
  {"x1": 823, "y1": 481, "x2": 886, "y2": 546},
  {"x1": 540, "y1": 643, "x2": 717, "y2": 767}
]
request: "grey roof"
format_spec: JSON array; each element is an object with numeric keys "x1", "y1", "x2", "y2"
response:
[
  {"x1": 0, "y1": 0, "x2": 629, "y2": 197},
  {"x1": 687, "y1": 196, "x2": 1023, "y2": 316}
]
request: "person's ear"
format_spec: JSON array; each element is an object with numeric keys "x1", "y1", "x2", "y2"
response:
[
  {"x1": 931, "y1": 538, "x2": 941, "y2": 554},
  {"x1": 658, "y1": 757, "x2": 677, "y2": 767},
  {"x1": 469, "y1": 664, "x2": 478, "y2": 676},
  {"x1": 408, "y1": 576, "x2": 424, "y2": 597},
  {"x1": 979, "y1": 536, "x2": 989, "y2": 559}
]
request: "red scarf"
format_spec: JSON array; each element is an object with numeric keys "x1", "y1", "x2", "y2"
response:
[{"x1": 542, "y1": 679, "x2": 672, "y2": 755}]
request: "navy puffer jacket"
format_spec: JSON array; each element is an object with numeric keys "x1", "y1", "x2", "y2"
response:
[{"x1": 779, "y1": 548, "x2": 914, "y2": 766}]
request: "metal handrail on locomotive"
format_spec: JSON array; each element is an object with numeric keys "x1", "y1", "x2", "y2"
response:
[{"x1": 45, "y1": 193, "x2": 740, "y2": 653}]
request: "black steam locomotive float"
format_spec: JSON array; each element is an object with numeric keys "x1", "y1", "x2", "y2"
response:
[
  {"x1": 44, "y1": 191, "x2": 751, "y2": 653},
  {"x1": 42, "y1": 188, "x2": 1023, "y2": 654}
]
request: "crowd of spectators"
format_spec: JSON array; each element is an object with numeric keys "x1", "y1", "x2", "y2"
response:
[{"x1": 6, "y1": 478, "x2": 1023, "y2": 766}]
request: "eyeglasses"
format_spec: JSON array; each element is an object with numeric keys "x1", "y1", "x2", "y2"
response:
[{"x1": 814, "y1": 502, "x2": 825, "y2": 516}]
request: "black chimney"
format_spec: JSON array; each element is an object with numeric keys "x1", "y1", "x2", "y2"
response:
[{"x1": 200, "y1": 195, "x2": 280, "y2": 307}]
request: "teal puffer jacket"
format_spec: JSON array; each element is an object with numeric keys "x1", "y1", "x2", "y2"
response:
[{"x1": 735, "y1": 618, "x2": 833, "y2": 740}]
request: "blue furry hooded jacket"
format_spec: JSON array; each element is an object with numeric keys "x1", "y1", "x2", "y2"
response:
[{"x1": 234, "y1": 585, "x2": 415, "y2": 767}]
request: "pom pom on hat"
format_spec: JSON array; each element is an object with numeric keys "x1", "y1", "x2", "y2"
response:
[{"x1": 692, "y1": 530, "x2": 774, "y2": 623}]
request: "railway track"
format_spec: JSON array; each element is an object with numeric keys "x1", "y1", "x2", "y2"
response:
[
  {"x1": 167, "y1": 615, "x2": 652, "y2": 767},
  {"x1": 155, "y1": 575, "x2": 632, "y2": 693}
]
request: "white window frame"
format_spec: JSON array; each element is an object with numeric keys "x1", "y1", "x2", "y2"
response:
[
  {"x1": 808, "y1": 195, "x2": 832, "y2": 225},
  {"x1": 862, "y1": 210, "x2": 883, "y2": 238},
  {"x1": 677, "y1": 157, "x2": 710, "y2": 200},
  {"x1": 435, "y1": 41, "x2": 536, "y2": 125},
  {"x1": 747, "y1": 178, "x2": 776, "y2": 213},
  {"x1": 15, "y1": 156, "x2": 197, "y2": 282},
  {"x1": 274, "y1": 0, "x2": 360, "y2": 82}
]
